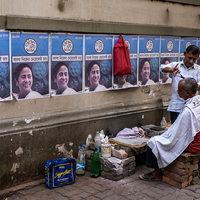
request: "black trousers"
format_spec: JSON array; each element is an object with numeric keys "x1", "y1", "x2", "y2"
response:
[
  {"x1": 170, "y1": 111, "x2": 179, "y2": 124},
  {"x1": 146, "y1": 146, "x2": 200, "y2": 171},
  {"x1": 146, "y1": 146, "x2": 159, "y2": 168}
]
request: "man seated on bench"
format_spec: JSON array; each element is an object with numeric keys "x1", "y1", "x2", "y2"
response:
[{"x1": 139, "y1": 78, "x2": 200, "y2": 181}]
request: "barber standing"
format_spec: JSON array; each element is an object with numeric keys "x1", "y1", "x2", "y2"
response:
[{"x1": 160, "y1": 45, "x2": 200, "y2": 123}]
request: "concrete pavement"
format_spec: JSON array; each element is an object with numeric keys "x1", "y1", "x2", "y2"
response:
[{"x1": 2, "y1": 165, "x2": 200, "y2": 200}]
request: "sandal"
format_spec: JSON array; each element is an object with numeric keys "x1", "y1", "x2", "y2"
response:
[{"x1": 139, "y1": 172, "x2": 162, "y2": 181}]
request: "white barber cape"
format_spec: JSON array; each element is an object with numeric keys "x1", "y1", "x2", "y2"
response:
[{"x1": 147, "y1": 95, "x2": 200, "y2": 168}]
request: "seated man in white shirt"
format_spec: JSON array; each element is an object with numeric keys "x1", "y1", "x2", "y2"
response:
[{"x1": 139, "y1": 78, "x2": 200, "y2": 180}]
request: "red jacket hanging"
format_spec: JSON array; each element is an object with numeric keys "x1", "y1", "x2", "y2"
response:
[{"x1": 113, "y1": 35, "x2": 132, "y2": 76}]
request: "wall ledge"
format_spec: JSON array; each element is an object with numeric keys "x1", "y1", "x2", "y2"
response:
[
  {"x1": 1, "y1": 15, "x2": 199, "y2": 37},
  {"x1": 153, "y1": 0, "x2": 200, "y2": 6},
  {"x1": 0, "y1": 97, "x2": 169, "y2": 136}
]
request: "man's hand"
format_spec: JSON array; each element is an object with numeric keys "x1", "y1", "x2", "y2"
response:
[
  {"x1": 172, "y1": 64, "x2": 180, "y2": 77},
  {"x1": 162, "y1": 64, "x2": 180, "y2": 77}
]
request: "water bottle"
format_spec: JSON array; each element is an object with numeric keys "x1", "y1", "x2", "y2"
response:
[
  {"x1": 95, "y1": 131, "x2": 101, "y2": 154},
  {"x1": 76, "y1": 143, "x2": 85, "y2": 175},
  {"x1": 90, "y1": 150, "x2": 100, "y2": 178},
  {"x1": 160, "y1": 117, "x2": 167, "y2": 128}
]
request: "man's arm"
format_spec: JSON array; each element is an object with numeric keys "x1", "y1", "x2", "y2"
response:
[{"x1": 162, "y1": 64, "x2": 180, "y2": 77}]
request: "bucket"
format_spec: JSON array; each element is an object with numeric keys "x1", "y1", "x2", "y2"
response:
[{"x1": 101, "y1": 143, "x2": 111, "y2": 158}]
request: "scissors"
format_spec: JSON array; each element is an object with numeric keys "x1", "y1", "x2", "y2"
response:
[{"x1": 176, "y1": 73, "x2": 185, "y2": 79}]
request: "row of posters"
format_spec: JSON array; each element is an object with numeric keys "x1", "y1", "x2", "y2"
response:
[{"x1": 1, "y1": 31, "x2": 200, "y2": 101}]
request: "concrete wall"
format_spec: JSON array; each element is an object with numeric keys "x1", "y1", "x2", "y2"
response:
[
  {"x1": 0, "y1": 0, "x2": 199, "y2": 189},
  {"x1": 1, "y1": 0, "x2": 200, "y2": 30},
  {"x1": 1, "y1": 0, "x2": 200, "y2": 36}
]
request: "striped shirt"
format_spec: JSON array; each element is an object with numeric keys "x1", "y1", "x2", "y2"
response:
[{"x1": 160, "y1": 60, "x2": 200, "y2": 112}]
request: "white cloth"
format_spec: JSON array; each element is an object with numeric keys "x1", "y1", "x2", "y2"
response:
[
  {"x1": 162, "y1": 77, "x2": 172, "y2": 84},
  {"x1": 16, "y1": 90, "x2": 43, "y2": 100},
  {"x1": 116, "y1": 127, "x2": 145, "y2": 139},
  {"x1": 147, "y1": 95, "x2": 200, "y2": 168},
  {"x1": 160, "y1": 61, "x2": 200, "y2": 112},
  {"x1": 112, "y1": 137, "x2": 149, "y2": 146},
  {"x1": 62, "y1": 88, "x2": 77, "y2": 95},
  {"x1": 85, "y1": 84, "x2": 107, "y2": 92},
  {"x1": 114, "y1": 81, "x2": 134, "y2": 89},
  {"x1": 142, "y1": 79, "x2": 155, "y2": 85},
  {"x1": 52, "y1": 87, "x2": 77, "y2": 96}
]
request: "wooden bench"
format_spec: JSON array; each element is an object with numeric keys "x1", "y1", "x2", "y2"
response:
[{"x1": 162, "y1": 153, "x2": 200, "y2": 189}]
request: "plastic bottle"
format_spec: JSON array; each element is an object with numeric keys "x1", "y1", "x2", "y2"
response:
[
  {"x1": 160, "y1": 117, "x2": 167, "y2": 128},
  {"x1": 94, "y1": 131, "x2": 101, "y2": 154},
  {"x1": 76, "y1": 143, "x2": 85, "y2": 175},
  {"x1": 90, "y1": 150, "x2": 100, "y2": 178}
]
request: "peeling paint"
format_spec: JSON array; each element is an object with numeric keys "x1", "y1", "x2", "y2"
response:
[
  {"x1": 55, "y1": 143, "x2": 73, "y2": 158},
  {"x1": 58, "y1": 0, "x2": 69, "y2": 12},
  {"x1": 13, "y1": 121, "x2": 18, "y2": 126},
  {"x1": 25, "y1": 117, "x2": 40, "y2": 124},
  {"x1": 15, "y1": 147, "x2": 23, "y2": 156},
  {"x1": 149, "y1": 90, "x2": 155, "y2": 97},
  {"x1": 10, "y1": 163, "x2": 20, "y2": 173},
  {"x1": 29, "y1": 130, "x2": 33, "y2": 136},
  {"x1": 69, "y1": 142, "x2": 73, "y2": 146}
]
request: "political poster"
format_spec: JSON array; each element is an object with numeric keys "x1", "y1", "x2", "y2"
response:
[
  {"x1": 11, "y1": 32, "x2": 49, "y2": 100},
  {"x1": 51, "y1": 34, "x2": 83, "y2": 96},
  {"x1": 180, "y1": 38, "x2": 197, "y2": 61},
  {"x1": 160, "y1": 37, "x2": 179, "y2": 84},
  {"x1": 138, "y1": 36, "x2": 160, "y2": 86},
  {"x1": 85, "y1": 35, "x2": 112, "y2": 92},
  {"x1": 0, "y1": 31, "x2": 12, "y2": 101},
  {"x1": 113, "y1": 35, "x2": 138, "y2": 89}
]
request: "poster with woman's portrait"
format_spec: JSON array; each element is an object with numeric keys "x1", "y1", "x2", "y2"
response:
[
  {"x1": 113, "y1": 35, "x2": 138, "y2": 89},
  {"x1": 160, "y1": 37, "x2": 179, "y2": 84},
  {"x1": 85, "y1": 35, "x2": 112, "y2": 92},
  {"x1": 0, "y1": 31, "x2": 12, "y2": 101},
  {"x1": 180, "y1": 38, "x2": 197, "y2": 61},
  {"x1": 51, "y1": 34, "x2": 83, "y2": 96},
  {"x1": 11, "y1": 33, "x2": 49, "y2": 100},
  {"x1": 138, "y1": 36, "x2": 160, "y2": 86}
]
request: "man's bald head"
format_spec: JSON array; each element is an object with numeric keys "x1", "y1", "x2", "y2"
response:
[{"x1": 178, "y1": 78, "x2": 197, "y2": 100}]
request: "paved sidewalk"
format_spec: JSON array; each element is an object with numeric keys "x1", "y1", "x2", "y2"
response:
[{"x1": 2, "y1": 165, "x2": 200, "y2": 200}]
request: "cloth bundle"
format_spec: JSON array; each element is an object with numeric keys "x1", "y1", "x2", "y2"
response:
[{"x1": 116, "y1": 127, "x2": 145, "y2": 139}]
